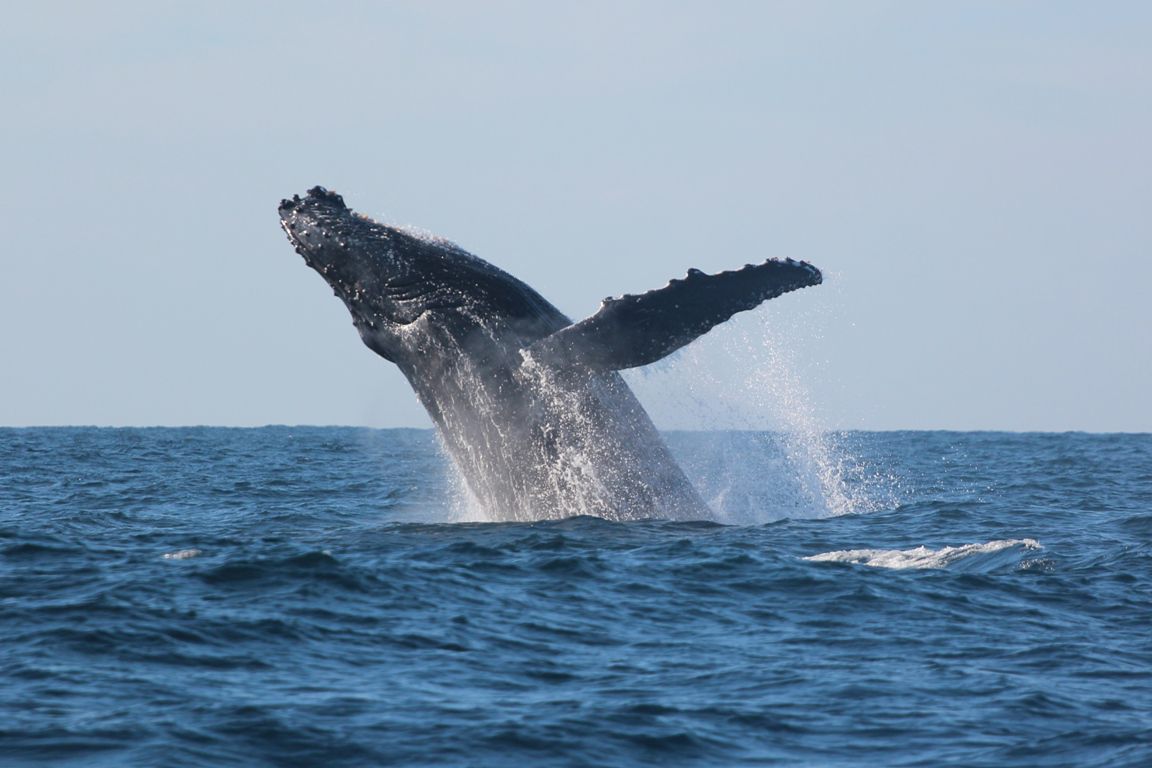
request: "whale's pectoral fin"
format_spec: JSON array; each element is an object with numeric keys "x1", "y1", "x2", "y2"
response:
[{"x1": 526, "y1": 259, "x2": 822, "y2": 372}]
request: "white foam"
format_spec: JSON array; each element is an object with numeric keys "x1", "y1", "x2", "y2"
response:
[
  {"x1": 162, "y1": 548, "x2": 202, "y2": 560},
  {"x1": 804, "y1": 538, "x2": 1042, "y2": 570}
]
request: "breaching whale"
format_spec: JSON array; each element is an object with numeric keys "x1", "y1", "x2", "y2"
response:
[{"x1": 279, "y1": 187, "x2": 822, "y2": 521}]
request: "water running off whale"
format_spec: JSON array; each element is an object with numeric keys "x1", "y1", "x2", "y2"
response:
[{"x1": 279, "y1": 187, "x2": 822, "y2": 521}]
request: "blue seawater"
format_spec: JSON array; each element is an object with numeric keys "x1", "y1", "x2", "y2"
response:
[{"x1": 1, "y1": 428, "x2": 1150, "y2": 767}]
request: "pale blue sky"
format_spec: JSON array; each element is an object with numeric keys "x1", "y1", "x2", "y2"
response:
[{"x1": 2, "y1": 2, "x2": 1148, "y2": 430}]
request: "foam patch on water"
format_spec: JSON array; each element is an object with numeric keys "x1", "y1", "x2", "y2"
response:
[
  {"x1": 162, "y1": 548, "x2": 202, "y2": 560},
  {"x1": 804, "y1": 538, "x2": 1042, "y2": 570}
]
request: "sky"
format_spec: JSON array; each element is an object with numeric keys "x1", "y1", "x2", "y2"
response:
[{"x1": 1, "y1": 1, "x2": 1149, "y2": 431}]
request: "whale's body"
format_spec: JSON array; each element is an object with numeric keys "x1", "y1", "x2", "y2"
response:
[{"x1": 279, "y1": 187, "x2": 821, "y2": 521}]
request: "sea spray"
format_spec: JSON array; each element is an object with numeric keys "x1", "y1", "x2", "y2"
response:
[
  {"x1": 429, "y1": 285, "x2": 893, "y2": 524},
  {"x1": 442, "y1": 432, "x2": 488, "y2": 523},
  {"x1": 734, "y1": 319, "x2": 859, "y2": 517},
  {"x1": 627, "y1": 306, "x2": 897, "y2": 522},
  {"x1": 441, "y1": 307, "x2": 895, "y2": 524},
  {"x1": 440, "y1": 353, "x2": 704, "y2": 523}
]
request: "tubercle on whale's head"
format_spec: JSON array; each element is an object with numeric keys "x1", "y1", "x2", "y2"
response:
[
  {"x1": 278, "y1": 186, "x2": 373, "y2": 279},
  {"x1": 278, "y1": 186, "x2": 423, "y2": 331},
  {"x1": 280, "y1": 186, "x2": 509, "y2": 363}
]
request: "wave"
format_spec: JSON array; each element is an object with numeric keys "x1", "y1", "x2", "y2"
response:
[{"x1": 804, "y1": 538, "x2": 1042, "y2": 571}]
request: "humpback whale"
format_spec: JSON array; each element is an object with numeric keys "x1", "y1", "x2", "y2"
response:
[{"x1": 279, "y1": 187, "x2": 822, "y2": 521}]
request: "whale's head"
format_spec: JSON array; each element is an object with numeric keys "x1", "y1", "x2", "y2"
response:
[{"x1": 279, "y1": 187, "x2": 559, "y2": 363}]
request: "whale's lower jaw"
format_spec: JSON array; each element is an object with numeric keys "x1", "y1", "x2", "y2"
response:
[{"x1": 280, "y1": 187, "x2": 821, "y2": 522}]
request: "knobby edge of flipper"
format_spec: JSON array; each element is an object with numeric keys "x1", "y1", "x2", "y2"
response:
[{"x1": 525, "y1": 258, "x2": 822, "y2": 372}]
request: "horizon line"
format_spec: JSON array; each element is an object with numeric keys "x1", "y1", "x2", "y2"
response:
[{"x1": 1, "y1": 424, "x2": 1149, "y2": 436}]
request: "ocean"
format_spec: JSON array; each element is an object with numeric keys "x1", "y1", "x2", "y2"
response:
[{"x1": 2, "y1": 427, "x2": 1150, "y2": 767}]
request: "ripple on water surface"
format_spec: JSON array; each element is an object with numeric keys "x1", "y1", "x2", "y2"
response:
[{"x1": 1, "y1": 428, "x2": 1150, "y2": 767}]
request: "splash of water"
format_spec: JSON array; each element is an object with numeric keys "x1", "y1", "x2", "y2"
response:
[
  {"x1": 732, "y1": 320, "x2": 863, "y2": 518},
  {"x1": 439, "y1": 349, "x2": 676, "y2": 523},
  {"x1": 434, "y1": 277, "x2": 896, "y2": 524},
  {"x1": 627, "y1": 297, "x2": 897, "y2": 523},
  {"x1": 442, "y1": 433, "x2": 488, "y2": 523}
]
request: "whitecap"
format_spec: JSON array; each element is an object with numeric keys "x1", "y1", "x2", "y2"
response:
[
  {"x1": 804, "y1": 538, "x2": 1042, "y2": 570},
  {"x1": 162, "y1": 548, "x2": 203, "y2": 560}
]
